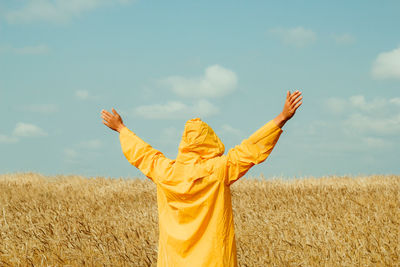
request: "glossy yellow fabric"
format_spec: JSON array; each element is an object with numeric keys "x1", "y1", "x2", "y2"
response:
[{"x1": 119, "y1": 118, "x2": 283, "y2": 267}]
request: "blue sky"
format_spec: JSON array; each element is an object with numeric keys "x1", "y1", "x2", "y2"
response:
[{"x1": 1, "y1": 0, "x2": 399, "y2": 179}]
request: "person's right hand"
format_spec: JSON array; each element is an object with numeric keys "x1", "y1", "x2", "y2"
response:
[
  {"x1": 101, "y1": 108, "x2": 126, "y2": 133},
  {"x1": 281, "y1": 90, "x2": 303, "y2": 121}
]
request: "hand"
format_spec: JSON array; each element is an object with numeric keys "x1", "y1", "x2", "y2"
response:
[
  {"x1": 282, "y1": 90, "x2": 303, "y2": 121},
  {"x1": 101, "y1": 108, "x2": 126, "y2": 133},
  {"x1": 273, "y1": 90, "x2": 303, "y2": 128}
]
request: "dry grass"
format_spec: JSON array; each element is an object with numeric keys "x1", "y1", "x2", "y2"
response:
[{"x1": 0, "y1": 173, "x2": 398, "y2": 266}]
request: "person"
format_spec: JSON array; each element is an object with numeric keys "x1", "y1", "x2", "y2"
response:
[{"x1": 101, "y1": 90, "x2": 303, "y2": 267}]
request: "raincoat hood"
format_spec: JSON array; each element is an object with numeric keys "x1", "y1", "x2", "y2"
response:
[{"x1": 176, "y1": 118, "x2": 225, "y2": 163}]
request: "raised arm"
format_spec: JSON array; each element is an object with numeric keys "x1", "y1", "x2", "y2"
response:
[
  {"x1": 223, "y1": 90, "x2": 303, "y2": 186},
  {"x1": 101, "y1": 108, "x2": 171, "y2": 183}
]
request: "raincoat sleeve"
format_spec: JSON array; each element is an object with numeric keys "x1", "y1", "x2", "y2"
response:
[
  {"x1": 224, "y1": 119, "x2": 283, "y2": 186},
  {"x1": 119, "y1": 126, "x2": 171, "y2": 183}
]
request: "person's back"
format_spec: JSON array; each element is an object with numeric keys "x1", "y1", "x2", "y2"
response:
[{"x1": 101, "y1": 90, "x2": 303, "y2": 266}]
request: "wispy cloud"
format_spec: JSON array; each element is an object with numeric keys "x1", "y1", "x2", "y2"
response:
[
  {"x1": 64, "y1": 139, "x2": 103, "y2": 163},
  {"x1": 269, "y1": 26, "x2": 317, "y2": 47},
  {"x1": 324, "y1": 97, "x2": 347, "y2": 114},
  {"x1": 220, "y1": 124, "x2": 242, "y2": 136},
  {"x1": 1, "y1": 122, "x2": 48, "y2": 144},
  {"x1": 13, "y1": 122, "x2": 48, "y2": 137},
  {"x1": 325, "y1": 95, "x2": 393, "y2": 114},
  {"x1": 75, "y1": 90, "x2": 90, "y2": 100},
  {"x1": 324, "y1": 95, "x2": 400, "y2": 136},
  {"x1": 331, "y1": 33, "x2": 356, "y2": 45},
  {"x1": 5, "y1": 0, "x2": 135, "y2": 24},
  {"x1": 348, "y1": 95, "x2": 386, "y2": 112},
  {"x1": 64, "y1": 148, "x2": 79, "y2": 160},
  {"x1": 162, "y1": 65, "x2": 237, "y2": 98},
  {"x1": 80, "y1": 139, "x2": 102, "y2": 149},
  {"x1": 157, "y1": 126, "x2": 182, "y2": 147},
  {"x1": 343, "y1": 113, "x2": 400, "y2": 136},
  {"x1": 0, "y1": 44, "x2": 49, "y2": 55},
  {"x1": 362, "y1": 137, "x2": 388, "y2": 148},
  {"x1": 19, "y1": 104, "x2": 58, "y2": 113},
  {"x1": 134, "y1": 99, "x2": 219, "y2": 119},
  {"x1": 389, "y1": 98, "x2": 400, "y2": 105},
  {"x1": 74, "y1": 90, "x2": 99, "y2": 100},
  {"x1": 371, "y1": 46, "x2": 400, "y2": 79},
  {"x1": 0, "y1": 134, "x2": 19, "y2": 144},
  {"x1": 161, "y1": 126, "x2": 181, "y2": 140}
]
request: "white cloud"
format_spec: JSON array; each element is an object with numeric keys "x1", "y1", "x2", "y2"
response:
[
  {"x1": 64, "y1": 148, "x2": 79, "y2": 159},
  {"x1": 135, "y1": 99, "x2": 219, "y2": 119},
  {"x1": 64, "y1": 139, "x2": 103, "y2": 163},
  {"x1": 325, "y1": 97, "x2": 348, "y2": 114},
  {"x1": 306, "y1": 120, "x2": 331, "y2": 135},
  {"x1": 325, "y1": 95, "x2": 400, "y2": 136},
  {"x1": 371, "y1": 46, "x2": 400, "y2": 79},
  {"x1": 157, "y1": 126, "x2": 182, "y2": 147},
  {"x1": 220, "y1": 124, "x2": 242, "y2": 136},
  {"x1": 193, "y1": 99, "x2": 219, "y2": 116},
  {"x1": 344, "y1": 113, "x2": 400, "y2": 136},
  {"x1": 13, "y1": 122, "x2": 47, "y2": 137},
  {"x1": 269, "y1": 26, "x2": 316, "y2": 47},
  {"x1": 74, "y1": 90, "x2": 101, "y2": 100},
  {"x1": 389, "y1": 98, "x2": 400, "y2": 105},
  {"x1": 135, "y1": 64, "x2": 236, "y2": 121},
  {"x1": 20, "y1": 104, "x2": 58, "y2": 113},
  {"x1": 325, "y1": 95, "x2": 393, "y2": 114},
  {"x1": 1, "y1": 122, "x2": 48, "y2": 144},
  {"x1": 161, "y1": 127, "x2": 181, "y2": 140},
  {"x1": 0, "y1": 44, "x2": 49, "y2": 55},
  {"x1": 0, "y1": 134, "x2": 19, "y2": 144},
  {"x1": 5, "y1": 0, "x2": 135, "y2": 24},
  {"x1": 348, "y1": 95, "x2": 386, "y2": 112},
  {"x1": 135, "y1": 101, "x2": 185, "y2": 118},
  {"x1": 75, "y1": 90, "x2": 90, "y2": 100},
  {"x1": 331, "y1": 33, "x2": 356, "y2": 45},
  {"x1": 162, "y1": 65, "x2": 238, "y2": 98},
  {"x1": 80, "y1": 139, "x2": 102, "y2": 149},
  {"x1": 362, "y1": 137, "x2": 387, "y2": 148}
]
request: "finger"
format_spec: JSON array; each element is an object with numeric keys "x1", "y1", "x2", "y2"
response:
[
  {"x1": 101, "y1": 115, "x2": 112, "y2": 122},
  {"x1": 101, "y1": 116, "x2": 111, "y2": 123},
  {"x1": 289, "y1": 90, "x2": 300, "y2": 99},
  {"x1": 289, "y1": 91, "x2": 301, "y2": 103},
  {"x1": 291, "y1": 95, "x2": 303, "y2": 107},
  {"x1": 102, "y1": 119, "x2": 113, "y2": 127},
  {"x1": 112, "y1": 108, "x2": 118, "y2": 116},
  {"x1": 101, "y1": 110, "x2": 112, "y2": 117},
  {"x1": 102, "y1": 112, "x2": 113, "y2": 120},
  {"x1": 292, "y1": 91, "x2": 301, "y2": 100},
  {"x1": 293, "y1": 101, "x2": 303, "y2": 110},
  {"x1": 287, "y1": 91, "x2": 290, "y2": 99}
]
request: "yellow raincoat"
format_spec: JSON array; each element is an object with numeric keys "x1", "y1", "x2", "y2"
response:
[{"x1": 119, "y1": 118, "x2": 283, "y2": 266}]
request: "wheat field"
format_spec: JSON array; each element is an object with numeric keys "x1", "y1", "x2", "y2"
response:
[{"x1": 0, "y1": 173, "x2": 398, "y2": 266}]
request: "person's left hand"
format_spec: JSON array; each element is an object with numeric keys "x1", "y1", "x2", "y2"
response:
[{"x1": 101, "y1": 108, "x2": 126, "y2": 133}]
